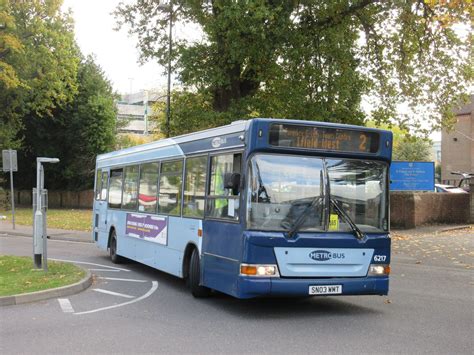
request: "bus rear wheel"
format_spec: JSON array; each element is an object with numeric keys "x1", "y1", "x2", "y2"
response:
[
  {"x1": 109, "y1": 230, "x2": 123, "y2": 264},
  {"x1": 188, "y1": 248, "x2": 211, "y2": 298}
]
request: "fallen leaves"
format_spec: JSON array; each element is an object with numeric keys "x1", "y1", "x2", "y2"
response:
[{"x1": 392, "y1": 234, "x2": 410, "y2": 241}]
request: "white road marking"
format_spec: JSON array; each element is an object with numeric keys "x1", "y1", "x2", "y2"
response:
[
  {"x1": 88, "y1": 269, "x2": 121, "y2": 272},
  {"x1": 58, "y1": 298, "x2": 75, "y2": 313},
  {"x1": 93, "y1": 288, "x2": 135, "y2": 299},
  {"x1": 74, "y1": 281, "x2": 158, "y2": 315},
  {"x1": 97, "y1": 277, "x2": 147, "y2": 283},
  {"x1": 49, "y1": 258, "x2": 130, "y2": 272}
]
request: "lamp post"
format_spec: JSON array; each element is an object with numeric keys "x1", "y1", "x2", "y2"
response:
[
  {"x1": 165, "y1": 1, "x2": 172, "y2": 138},
  {"x1": 158, "y1": 1, "x2": 173, "y2": 138},
  {"x1": 144, "y1": 89, "x2": 149, "y2": 135}
]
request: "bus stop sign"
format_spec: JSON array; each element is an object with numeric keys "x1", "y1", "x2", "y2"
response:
[{"x1": 2, "y1": 150, "x2": 18, "y2": 172}]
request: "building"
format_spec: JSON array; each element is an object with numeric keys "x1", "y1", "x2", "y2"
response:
[
  {"x1": 117, "y1": 89, "x2": 166, "y2": 134},
  {"x1": 441, "y1": 95, "x2": 474, "y2": 184},
  {"x1": 431, "y1": 140, "x2": 441, "y2": 165}
]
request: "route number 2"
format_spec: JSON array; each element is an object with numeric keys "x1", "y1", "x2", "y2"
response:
[{"x1": 359, "y1": 134, "x2": 367, "y2": 151}]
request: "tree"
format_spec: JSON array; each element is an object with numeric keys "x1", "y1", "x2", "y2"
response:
[
  {"x1": 367, "y1": 120, "x2": 433, "y2": 161},
  {"x1": 150, "y1": 90, "x2": 221, "y2": 136},
  {"x1": 59, "y1": 56, "x2": 117, "y2": 188},
  {"x1": 393, "y1": 138, "x2": 432, "y2": 161},
  {"x1": 0, "y1": 0, "x2": 22, "y2": 89},
  {"x1": 0, "y1": 1, "x2": 117, "y2": 190},
  {"x1": 0, "y1": 0, "x2": 79, "y2": 150},
  {"x1": 115, "y1": 1, "x2": 472, "y2": 135},
  {"x1": 17, "y1": 56, "x2": 117, "y2": 190},
  {"x1": 116, "y1": 133, "x2": 155, "y2": 150}
]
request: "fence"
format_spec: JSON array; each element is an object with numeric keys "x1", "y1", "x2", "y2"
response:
[{"x1": 6, "y1": 190, "x2": 94, "y2": 209}]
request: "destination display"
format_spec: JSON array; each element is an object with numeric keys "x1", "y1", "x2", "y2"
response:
[{"x1": 269, "y1": 124, "x2": 379, "y2": 153}]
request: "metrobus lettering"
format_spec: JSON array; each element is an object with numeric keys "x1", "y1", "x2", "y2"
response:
[{"x1": 309, "y1": 250, "x2": 345, "y2": 261}]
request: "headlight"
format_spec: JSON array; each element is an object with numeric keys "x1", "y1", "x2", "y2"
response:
[
  {"x1": 368, "y1": 264, "x2": 390, "y2": 276},
  {"x1": 240, "y1": 264, "x2": 280, "y2": 277}
]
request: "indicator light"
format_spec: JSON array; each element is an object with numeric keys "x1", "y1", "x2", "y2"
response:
[{"x1": 240, "y1": 264, "x2": 279, "y2": 277}]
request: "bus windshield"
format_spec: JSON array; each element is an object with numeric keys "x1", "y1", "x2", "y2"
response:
[{"x1": 247, "y1": 154, "x2": 388, "y2": 233}]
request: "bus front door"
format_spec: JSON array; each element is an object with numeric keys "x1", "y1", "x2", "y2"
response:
[{"x1": 94, "y1": 169, "x2": 109, "y2": 249}]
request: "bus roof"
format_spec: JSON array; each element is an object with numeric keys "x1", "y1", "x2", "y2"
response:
[{"x1": 96, "y1": 118, "x2": 391, "y2": 168}]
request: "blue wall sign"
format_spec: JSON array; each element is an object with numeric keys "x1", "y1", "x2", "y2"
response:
[{"x1": 390, "y1": 161, "x2": 435, "y2": 191}]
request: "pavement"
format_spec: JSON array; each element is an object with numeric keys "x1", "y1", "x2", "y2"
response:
[
  {"x1": 0, "y1": 220, "x2": 92, "y2": 243},
  {"x1": 391, "y1": 224, "x2": 473, "y2": 270}
]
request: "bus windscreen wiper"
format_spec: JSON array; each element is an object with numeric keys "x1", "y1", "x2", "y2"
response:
[
  {"x1": 330, "y1": 199, "x2": 366, "y2": 240},
  {"x1": 284, "y1": 196, "x2": 323, "y2": 238}
]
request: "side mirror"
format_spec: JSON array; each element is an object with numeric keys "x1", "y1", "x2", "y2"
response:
[{"x1": 224, "y1": 172, "x2": 241, "y2": 194}]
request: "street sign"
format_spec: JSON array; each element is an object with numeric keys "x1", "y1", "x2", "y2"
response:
[
  {"x1": 2, "y1": 149, "x2": 17, "y2": 229},
  {"x1": 390, "y1": 161, "x2": 435, "y2": 191},
  {"x1": 2, "y1": 149, "x2": 18, "y2": 172}
]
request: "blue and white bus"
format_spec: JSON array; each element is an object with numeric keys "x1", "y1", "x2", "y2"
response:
[{"x1": 93, "y1": 119, "x2": 392, "y2": 298}]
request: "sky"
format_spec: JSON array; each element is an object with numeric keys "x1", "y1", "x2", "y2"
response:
[{"x1": 62, "y1": 0, "x2": 168, "y2": 96}]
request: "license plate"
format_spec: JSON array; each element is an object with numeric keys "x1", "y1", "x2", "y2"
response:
[{"x1": 309, "y1": 285, "x2": 342, "y2": 295}]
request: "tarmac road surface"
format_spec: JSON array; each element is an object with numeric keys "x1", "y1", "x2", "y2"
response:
[{"x1": 0, "y1": 228, "x2": 472, "y2": 354}]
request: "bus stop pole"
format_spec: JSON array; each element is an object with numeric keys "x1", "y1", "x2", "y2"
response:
[{"x1": 9, "y1": 150, "x2": 15, "y2": 230}]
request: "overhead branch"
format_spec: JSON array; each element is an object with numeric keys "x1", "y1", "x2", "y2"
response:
[{"x1": 314, "y1": 0, "x2": 380, "y2": 28}]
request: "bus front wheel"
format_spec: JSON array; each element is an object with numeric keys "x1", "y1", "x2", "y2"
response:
[
  {"x1": 188, "y1": 248, "x2": 211, "y2": 298},
  {"x1": 109, "y1": 230, "x2": 123, "y2": 264}
]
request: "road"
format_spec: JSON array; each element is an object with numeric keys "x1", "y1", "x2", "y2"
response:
[{"x1": 0, "y1": 229, "x2": 472, "y2": 354}]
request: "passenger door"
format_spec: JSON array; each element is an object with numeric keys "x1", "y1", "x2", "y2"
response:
[{"x1": 93, "y1": 169, "x2": 109, "y2": 248}]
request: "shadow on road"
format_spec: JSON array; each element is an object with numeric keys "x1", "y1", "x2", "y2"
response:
[
  {"x1": 106, "y1": 255, "x2": 383, "y2": 319},
  {"x1": 206, "y1": 294, "x2": 382, "y2": 319}
]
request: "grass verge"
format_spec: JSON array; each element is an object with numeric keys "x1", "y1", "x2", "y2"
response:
[
  {"x1": 0, "y1": 208, "x2": 92, "y2": 231},
  {"x1": 0, "y1": 256, "x2": 86, "y2": 297}
]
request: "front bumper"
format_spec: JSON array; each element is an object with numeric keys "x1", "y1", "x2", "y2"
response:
[{"x1": 235, "y1": 275, "x2": 389, "y2": 299}]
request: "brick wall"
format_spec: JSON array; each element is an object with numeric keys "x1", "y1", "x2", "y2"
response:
[{"x1": 390, "y1": 192, "x2": 470, "y2": 229}]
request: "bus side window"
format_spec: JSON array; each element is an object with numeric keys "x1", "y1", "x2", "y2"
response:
[
  {"x1": 122, "y1": 165, "x2": 139, "y2": 211},
  {"x1": 158, "y1": 160, "x2": 183, "y2": 216},
  {"x1": 206, "y1": 153, "x2": 241, "y2": 220},
  {"x1": 183, "y1": 156, "x2": 208, "y2": 218},
  {"x1": 100, "y1": 171, "x2": 108, "y2": 200},
  {"x1": 138, "y1": 162, "x2": 159, "y2": 213},
  {"x1": 95, "y1": 169, "x2": 102, "y2": 200},
  {"x1": 108, "y1": 169, "x2": 123, "y2": 209}
]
